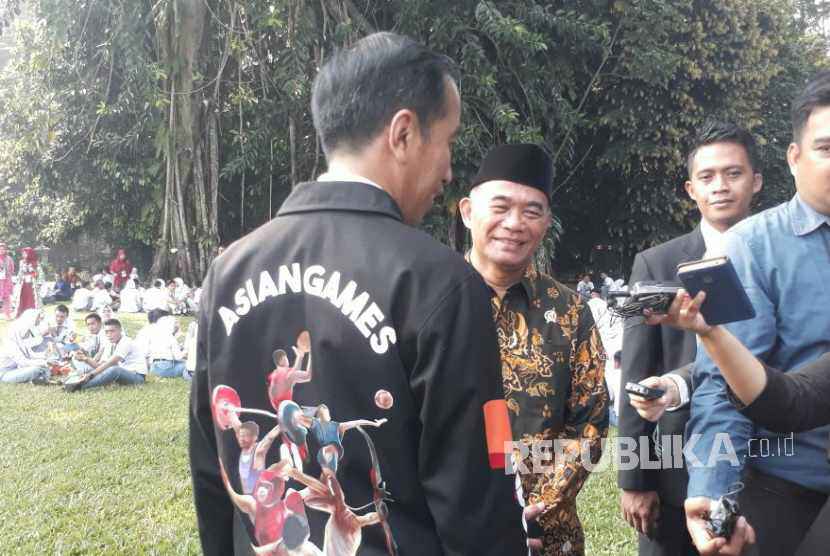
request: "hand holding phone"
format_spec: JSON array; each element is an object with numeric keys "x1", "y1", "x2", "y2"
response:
[{"x1": 625, "y1": 381, "x2": 665, "y2": 401}]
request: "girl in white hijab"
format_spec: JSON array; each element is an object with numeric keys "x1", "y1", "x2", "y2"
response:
[
  {"x1": 119, "y1": 279, "x2": 142, "y2": 313},
  {"x1": 0, "y1": 308, "x2": 50, "y2": 383},
  {"x1": 172, "y1": 278, "x2": 190, "y2": 315}
]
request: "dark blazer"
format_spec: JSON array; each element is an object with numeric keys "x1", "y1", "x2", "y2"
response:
[{"x1": 617, "y1": 227, "x2": 705, "y2": 508}]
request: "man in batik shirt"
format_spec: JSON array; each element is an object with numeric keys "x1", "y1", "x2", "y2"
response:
[{"x1": 459, "y1": 144, "x2": 609, "y2": 556}]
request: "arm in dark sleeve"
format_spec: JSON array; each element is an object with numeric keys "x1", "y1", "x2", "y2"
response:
[
  {"x1": 671, "y1": 362, "x2": 693, "y2": 393},
  {"x1": 736, "y1": 353, "x2": 830, "y2": 433},
  {"x1": 189, "y1": 268, "x2": 234, "y2": 556},
  {"x1": 617, "y1": 252, "x2": 661, "y2": 492},
  {"x1": 409, "y1": 272, "x2": 524, "y2": 556}
]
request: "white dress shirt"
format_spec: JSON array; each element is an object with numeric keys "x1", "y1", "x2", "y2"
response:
[{"x1": 665, "y1": 218, "x2": 728, "y2": 410}]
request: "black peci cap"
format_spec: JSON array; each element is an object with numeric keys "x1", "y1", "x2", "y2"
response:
[{"x1": 470, "y1": 144, "x2": 554, "y2": 197}]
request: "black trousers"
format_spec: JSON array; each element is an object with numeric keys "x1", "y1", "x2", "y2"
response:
[
  {"x1": 637, "y1": 502, "x2": 698, "y2": 556},
  {"x1": 795, "y1": 498, "x2": 830, "y2": 556},
  {"x1": 740, "y1": 468, "x2": 827, "y2": 556}
]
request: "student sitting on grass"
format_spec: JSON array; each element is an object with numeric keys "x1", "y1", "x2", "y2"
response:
[
  {"x1": 166, "y1": 280, "x2": 188, "y2": 315},
  {"x1": 71, "y1": 281, "x2": 93, "y2": 311},
  {"x1": 45, "y1": 304, "x2": 78, "y2": 358},
  {"x1": 118, "y1": 279, "x2": 142, "y2": 313},
  {"x1": 0, "y1": 308, "x2": 50, "y2": 383},
  {"x1": 90, "y1": 281, "x2": 114, "y2": 313},
  {"x1": 42, "y1": 273, "x2": 73, "y2": 304},
  {"x1": 133, "y1": 308, "x2": 169, "y2": 374},
  {"x1": 67, "y1": 318, "x2": 147, "y2": 392},
  {"x1": 142, "y1": 279, "x2": 168, "y2": 313},
  {"x1": 148, "y1": 315, "x2": 189, "y2": 379},
  {"x1": 70, "y1": 312, "x2": 106, "y2": 376}
]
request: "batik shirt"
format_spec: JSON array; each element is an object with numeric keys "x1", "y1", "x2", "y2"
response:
[{"x1": 489, "y1": 266, "x2": 609, "y2": 556}]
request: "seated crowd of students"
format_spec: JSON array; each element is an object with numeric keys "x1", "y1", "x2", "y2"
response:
[
  {"x1": 54, "y1": 271, "x2": 201, "y2": 316},
  {"x1": 0, "y1": 303, "x2": 198, "y2": 390}
]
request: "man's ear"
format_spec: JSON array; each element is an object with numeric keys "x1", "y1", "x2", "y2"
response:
[
  {"x1": 458, "y1": 197, "x2": 473, "y2": 228},
  {"x1": 752, "y1": 172, "x2": 763, "y2": 194},
  {"x1": 684, "y1": 179, "x2": 697, "y2": 202},
  {"x1": 387, "y1": 109, "x2": 419, "y2": 164},
  {"x1": 786, "y1": 142, "x2": 800, "y2": 178}
]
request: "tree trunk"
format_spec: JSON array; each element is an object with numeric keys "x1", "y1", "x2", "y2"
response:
[{"x1": 150, "y1": 0, "x2": 210, "y2": 284}]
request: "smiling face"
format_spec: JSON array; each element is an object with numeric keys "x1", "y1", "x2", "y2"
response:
[
  {"x1": 685, "y1": 141, "x2": 762, "y2": 232},
  {"x1": 460, "y1": 180, "x2": 551, "y2": 275},
  {"x1": 788, "y1": 105, "x2": 830, "y2": 216}
]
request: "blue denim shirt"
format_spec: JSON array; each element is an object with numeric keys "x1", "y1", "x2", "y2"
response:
[{"x1": 687, "y1": 193, "x2": 830, "y2": 500}]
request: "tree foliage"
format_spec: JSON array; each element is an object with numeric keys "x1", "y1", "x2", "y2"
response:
[{"x1": 0, "y1": 0, "x2": 827, "y2": 280}]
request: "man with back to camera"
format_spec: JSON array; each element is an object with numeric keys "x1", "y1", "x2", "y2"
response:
[
  {"x1": 189, "y1": 32, "x2": 530, "y2": 555},
  {"x1": 617, "y1": 121, "x2": 762, "y2": 556},
  {"x1": 684, "y1": 72, "x2": 830, "y2": 556},
  {"x1": 458, "y1": 143, "x2": 609, "y2": 555}
]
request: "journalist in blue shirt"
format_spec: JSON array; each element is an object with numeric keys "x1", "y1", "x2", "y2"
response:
[{"x1": 686, "y1": 71, "x2": 830, "y2": 556}]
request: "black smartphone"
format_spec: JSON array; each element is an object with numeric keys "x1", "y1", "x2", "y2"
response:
[
  {"x1": 625, "y1": 381, "x2": 665, "y2": 400},
  {"x1": 676, "y1": 256, "x2": 755, "y2": 325}
]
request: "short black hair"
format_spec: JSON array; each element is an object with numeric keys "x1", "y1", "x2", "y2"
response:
[
  {"x1": 792, "y1": 71, "x2": 830, "y2": 143},
  {"x1": 147, "y1": 309, "x2": 169, "y2": 324},
  {"x1": 55, "y1": 304, "x2": 69, "y2": 315},
  {"x1": 613, "y1": 350, "x2": 622, "y2": 364},
  {"x1": 311, "y1": 32, "x2": 457, "y2": 157},
  {"x1": 686, "y1": 120, "x2": 759, "y2": 177},
  {"x1": 85, "y1": 313, "x2": 102, "y2": 324},
  {"x1": 103, "y1": 318, "x2": 122, "y2": 329}
]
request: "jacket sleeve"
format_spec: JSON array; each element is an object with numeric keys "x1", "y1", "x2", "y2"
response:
[
  {"x1": 409, "y1": 272, "x2": 525, "y2": 556},
  {"x1": 671, "y1": 362, "x2": 693, "y2": 392},
  {"x1": 617, "y1": 252, "x2": 661, "y2": 492},
  {"x1": 189, "y1": 266, "x2": 235, "y2": 556},
  {"x1": 687, "y1": 233, "x2": 769, "y2": 500},
  {"x1": 543, "y1": 304, "x2": 609, "y2": 515},
  {"x1": 735, "y1": 354, "x2": 830, "y2": 433}
]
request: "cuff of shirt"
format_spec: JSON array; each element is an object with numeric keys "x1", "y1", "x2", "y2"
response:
[
  {"x1": 686, "y1": 463, "x2": 741, "y2": 501},
  {"x1": 664, "y1": 372, "x2": 690, "y2": 411}
]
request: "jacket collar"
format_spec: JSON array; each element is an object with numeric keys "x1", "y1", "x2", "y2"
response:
[
  {"x1": 681, "y1": 225, "x2": 706, "y2": 258},
  {"x1": 277, "y1": 181, "x2": 403, "y2": 222}
]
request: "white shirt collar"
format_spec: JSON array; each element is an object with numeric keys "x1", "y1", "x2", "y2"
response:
[
  {"x1": 699, "y1": 218, "x2": 727, "y2": 257},
  {"x1": 317, "y1": 170, "x2": 382, "y2": 190}
]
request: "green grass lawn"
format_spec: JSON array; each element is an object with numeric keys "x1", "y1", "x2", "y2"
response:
[{"x1": 0, "y1": 306, "x2": 637, "y2": 554}]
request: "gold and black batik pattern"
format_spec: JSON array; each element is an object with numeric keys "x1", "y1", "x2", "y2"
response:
[{"x1": 491, "y1": 266, "x2": 609, "y2": 556}]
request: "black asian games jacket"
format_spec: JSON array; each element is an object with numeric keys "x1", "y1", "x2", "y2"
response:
[{"x1": 190, "y1": 181, "x2": 526, "y2": 556}]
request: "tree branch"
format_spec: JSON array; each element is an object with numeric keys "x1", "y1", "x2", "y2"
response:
[{"x1": 552, "y1": 18, "x2": 623, "y2": 165}]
